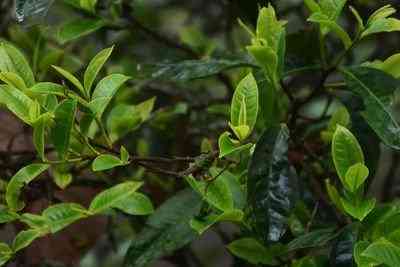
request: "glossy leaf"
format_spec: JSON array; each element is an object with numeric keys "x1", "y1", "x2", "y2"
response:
[
  {"x1": 341, "y1": 197, "x2": 376, "y2": 221},
  {"x1": 0, "y1": 72, "x2": 27, "y2": 90},
  {"x1": 112, "y1": 192, "x2": 154, "y2": 215},
  {"x1": 287, "y1": 228, "x2": 337, "y2": 251},
  {"x1": 84, "y1": 46, "x2": 114, "y2": 94},
  {"x1": 29, "y1": 82, "x2": 65, "y2": 96},
  {"x1": 354, "y1": 241, "x2": 380, "y2": 267},
  {"x1": 50, "y1": 99, "x2": 77, "y2": 160},
  {"x1": 342, "y1": 67, "x2": 400, "y2": 150},
  {"x1": 0, "y1": 243, "x2": 12, "y2": 266},
  {"x1": 33, "y1": 112, "x2": 52, "y2": 161},
  {"x1": 89, "y1": 181, "x2": 143, "y2": 214},
  {"x1": 227, "y1": 238, "x2": 277, "y2": 265},
  {"x1": 247, "y1": 124, "x2": 299, "y2": 242},
  {"x1": 92, "y1": 154, "x2": 127, "y2": 172},
  {"x1": 106, "y1": 104, "x2": 142, "y2": 142},
  {"x1": 332, "y1": 125, "x2": 364, "y2": 183},
  {"x1": 6, "y1": 164, "x2": 50, "y2": 211},
  {"x1": 124, "y1": 189, "x2": 202, "y2": 267},
  {"x1": 0, "y1": 208, "x2": 19, "y2": 224}
]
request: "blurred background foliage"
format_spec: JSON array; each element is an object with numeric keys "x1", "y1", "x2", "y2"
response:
[{"x1": 1, "y1": 0, "x2": 400, "y2": 266}]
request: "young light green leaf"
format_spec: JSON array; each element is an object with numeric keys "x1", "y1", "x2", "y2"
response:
[
  {"x1": 42, "y1": 203, "x2": 88, "y2": 233},
  {"x1": 230, "y1": 73, "x2": 258, "y2": 139},
  {"x1": 19, "y1": 213, "x2": 49, "y2": 229},
  {"x1": 304, "y1": 0, "x2": 321, "y2": 14},
  {"x1": 52, "y1": 65, "x2": 85, "y2": 97},
  {"x1": 28, "y1": 82, "x2": 66, "y2": 96},
  {"x1": 184, "y1": 174, "x2": 233, "y2": 212},
  {"x1": 89, "y1": 74, "x2": 130, "y2": 118},
  {"x1": 120, "y1": 146, "x2": 129, "y2": 163},
  {"x1": 89, "y1": 181, "x2": 143, "y2": 214},
  {"x1": 332, "y1": 125, "x2": 364, "y2": 182},
  {"x1": 308, "y1": 12, "x2": 352, "y2": 49},
  {"x1": 92, "y1": 154, "x2": 127, "y2": 172},
  {"x1": 350, "y1": 6, "x2": 365, "y2": 33},
  {"x1": 0, "y1": 85, "x2": 34, "y2": 124},
  {"x1": 6, "y1": 164, "x2": 50, "y2": 211},
  {"x1": 52, "y1": 167, "x2": 73, "y2": 190},
  {"x1": 341, "y1": 197, "x2": 375, "y2": 221},
  {"x1": 84, "y1": 46, "x2": 114, "y2": 94},
  {"x1": 344, "y1": 163, "x2": 369, "y2": 192},
  {"x1": 367, "y1": 5, "x2": 396, "y2": 24},
  {"x1": 50, "y1": 99, "x2": 77, "y2": 160},
  {"x1": 354, "y1": 241, "x2": 380, "y2": 267},
  {"x1": 365, "y1": 54, "x2": 400, "y2": 78},
  {"x1": 362, "y1": 238, "x2": 400, "y2": 267},
  {"x1": 0, "y1": 42, "x2": 35, "y2": 87},
  {"x1": 362, "y1": 18, "x2": 400, "y2": 38},
  {"x1": 190, "y1": 209, "x2": 243, "y2": 235},
  {"x1": 0, "y1": 72, "x2": 27, "y2": 90},
  {"x1": 227, "y1": 238, "x2": 277, "y2": 265},
  {"x1": 57, "y1": 18, "x2": 106, "y2": 44},
  {"x1": 325, "y1": 179, "x2": 345, "y2": 212}
]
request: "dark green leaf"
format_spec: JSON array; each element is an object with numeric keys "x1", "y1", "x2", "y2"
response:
[
  {"x1": 124, "y1": 189, "x2": 202, "y2": 267},
  {"x1": 287, "y1": 228, "x2": 337, "y2": 251},
  {"x1": 342, "y1": 67, "x2": 400, "y2": 150},
  {"x1": 57, "y1": 18, "x2": 106, "y2": 44},
  {"x1": 247, "y1": 124, "x2": 299, "y2": 243},
  {"x1": 227, "y1": 238, "x2": 277, "y2": 265}
]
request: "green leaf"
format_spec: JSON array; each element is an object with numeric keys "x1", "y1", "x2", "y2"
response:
[
  {"x1": 227, "y1": 238, "x2": 277, "y2": 265},
  {"x1": 89, "y1": 73, "x2": 130, "y2": 118},
  {"x1": 146, "y1": 57, "x2": 255, "y2": 82},
  {"x1": 331, "y1": 125, "x2": 364, "y2": 183},
  {"x1": 52, "y1": 65, "x2": 85, "y2": 97},
  {"x1": 92, "y1": 154, "x2": 127, "y2": 172},
  {"x1": 28, "y1": 82, "x2": 66, "y2": 96},
  {"x1": 341, "y1": 197, "x2": 375, "y2": 221},
  {"x1": 190, "y1": 209, "x2": 243, "y2": 235},
  {"x1": 0, "y1": 243, "x2": 12, "y2": 266},
  {"x1": 287, "y1": 228, "x2": 337, "y2": 251},
  {"x1": 344, "y1": 163, "x2": 369, "y2": 192},
  {"x1": 247, "y1": 124, "x2": 299, "y2": 243},
  {"x1": 0, "y1": 208, "x2": 19, "y2": 224},
  {"x1": 112, "y1": 192, "x2": 154, "y2": 215},
  {"x1": 42, "y1": 203, "x2": 88, "y2": 233},
  {"x1": 124, "y1": 189, "x2": 202, "y2": 267},
  {"x1": 33, "y1": 112, "x2": 52, "y2": 161},
  {"x1": 325, "y1": 179, "x2": 345, "y2": 212},
  {"x1": 362, "y1": 238, "x2": 400, "y2": 267},
  {"x1": 89, "y1": 181, "x2": 143, "y2": 214},
  {"x1": 120, "y1": 146, "x2": 129, "y2": 163},
  {"x1": 342, "y1": 67, "x2": 400, "y2": 150},
  {"x1": 106, "y1": 104, "x2": 142, "y2": 143},
  {"x1": 0, "y1": 84, "x2": 35, "y2": 124},
  {"x1": 184, "y1": 174, "x2": 233, "y2": 212},
  {"x1": 0, "y1": 42, "x2": 35, "y2": 87},
  {"x1": 230, "y1": 73, "x2": 258, "y2": 139},
  {"x1": 84, "y1": 46, "x2": 114, "y2": 94},
  {"x1": 218, "y1": 132, "x2": 253, "y2": 158},
  {"x1": 80, "y1": 0, "x2": 97, "y2": 13},
  {"x1": 12, "y1": 229, "x2": 43, "y2": 253},
  {"x1": 256, "y1": 5, "x2": 286, "y2": 52},
  {"x1": 52, "y1": 166, "x2": 73, "y2": 189},
  {"x1": 367, "y1": 5, "x2": 396, "y2": 24},
  {"x1": 0, "y1": 72, "x2": 27, "y2": 90},
  {"x1": 19, "y1": 213, "x2": 48, "y2": 229},
  {"x1": 350, "y1": 6, "x2": 365, "y2": 33},
  {"x1": 50, "y1": 99, "x2": 77, "y2": 160},
  {"x1": 365, "y1": 53, "x2": 400, "y2": 78},
  {"x1": 6, "y1": 164, "x2": 50, "y2": 211},
  {"x1": 363, "y1": 6, "x2": 400, "y2": 38},
  {"x1": 308, "y1": 12, "x2": 352, "y2": 49},
  {"x1": 354, "y1": 241, "x2": 380, "y2": 267},
  {"x1": 136, "y1": 97, "x2": 156, "y2": 121},
  {"x1": 57, "y1": 18, "x2": 106, "y2": 44}
]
